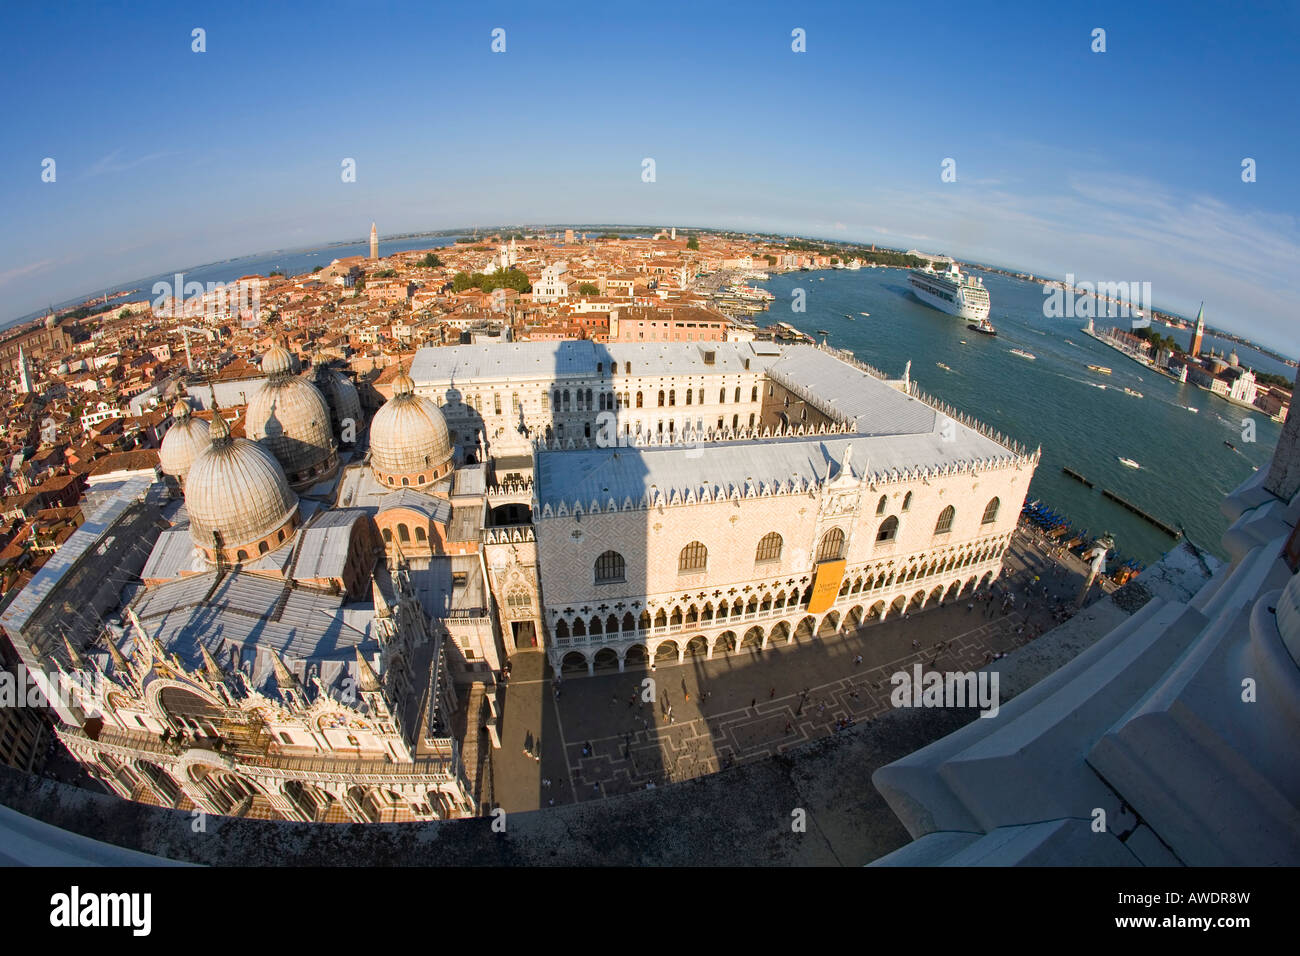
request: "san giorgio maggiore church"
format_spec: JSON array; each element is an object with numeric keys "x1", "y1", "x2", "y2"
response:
[{"x1": 0, "y1": 337, "x2": 1038, "y2": 823}]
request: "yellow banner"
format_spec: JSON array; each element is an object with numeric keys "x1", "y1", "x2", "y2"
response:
[{"x1": 807, "y1": 559, "x2": 846, "y2": 614}]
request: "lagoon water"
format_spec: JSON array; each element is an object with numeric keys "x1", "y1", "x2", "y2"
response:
[{"x1": 764, "y1": 267, "x2": 1286, "y2": 566}]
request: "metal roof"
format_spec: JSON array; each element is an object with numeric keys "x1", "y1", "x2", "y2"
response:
[
  {"x1": 536, "y1": 429, "x2": 1012, "y2": 511},
  {"x1": 0, "y1": 476, "x2": 154, "y2": 637},
  {"x1": 409, "y1": 340, "x2": 782, "y2": 385},
  {"x1": 292, "y1": 509, "x2": 370, "y2": 581}
]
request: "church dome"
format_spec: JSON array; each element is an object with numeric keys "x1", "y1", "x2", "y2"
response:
[
  {"x1": 245, "y1": 369, "x2": 338, "y2": 490},
  {"x1": 185, "y1": 415, "x2": 299, "y2": 562},
  {"x1": 260, "y1": 342, "x2": 295, "y2": 376},
  {"x1": 304, "y1": 360, "x2": 363, "y2": 446},
  {"x1": 369, "y1": 370, "x2": 454, "y2": 489},
  {"x1": 159, "y1": 399, "x2": 210, "y2": 482}
]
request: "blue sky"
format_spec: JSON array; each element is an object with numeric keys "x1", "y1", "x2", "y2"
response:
[{"x1": 4, "y1": 0, "x2": 1298, "y2": 355}]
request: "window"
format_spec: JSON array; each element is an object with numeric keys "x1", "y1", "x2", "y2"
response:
[
  {"x1": 658, "y1": 390, "x2": 665, "y2": 407},
  {"x1": 751, "y1": 386, "x2": 758, "y2": 402},
  {"x1": 755, "y1": 532, "x2": 783, "y2": 562},
  {"x1": 398, "y1": 524, "x2": 410, "y2": 542},
  {"x1": 415, "y1": 527, "x2": 427, "y2": 542},
  {"x1": 816, "y1": 527, "x2": 845, "y2": 562},
  {"x1": 698, "y1": 389, "x2": 704, "y2": 404},
  {"x1": 494, "y1": 393, "x2": 502, "y2": 415},
  {"x1": 668, "y1": 389, "x2": 675, "y2": 406},
  {"x1": 734, "y1": 386, "x2": 741, "y2": 402},
  {"x1": 686, "y1": 389, "x2": 692, "y2": 405},
  {"x1": 595, "y1": 550, "x2": 625, "y2": 583},
  {"x1": 876, "y1": 494, "x2": 888, "y2": 515},
  {"x1": 934, "y1": 505, "x2": 955, "y2": 535},
  {"x1": 636, "y1": 391, "x2": 643, "y2": 408},
  {"x1": 982, "y1": 497, "x2": 1000, "y2": 525},
  {"x1": 678, "y1": 541, "x2": 708, "y2": 573},
  {"x1": 876, "y1": 516, "x2": 899, "y2": 543},
  {"x1": 719, "y1": 388, "x2": 726, "y2": 404},
  {"x1": 507, "y1": 588, "x2": 530, "y2": 608},
  {"x1": 902, "y1": 491, "x2": 912, "y2": 512}
]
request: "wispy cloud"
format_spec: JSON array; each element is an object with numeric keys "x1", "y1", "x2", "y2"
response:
[
  {"x1": 0, "y1": 259, "x2": 57, "y2": 289},
  {"x1": 82, "y1": 148, "x2": 176, "y2": 180}
]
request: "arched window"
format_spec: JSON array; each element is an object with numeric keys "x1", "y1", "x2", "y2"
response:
[
  {"x1": 982, "y1": 497, "x2": 1000, "y2": 525},
  {"x1": 585, "y1": 389, "x2": 592, "y2": 409},
  {"x1": 755, "y1": 532, "x2": 783, "y2": 562},
  {"x1": 236, "y1": 549, "x2": 248, "y2": 561},
  {"x1": 678, "y1": 541, "x2": 708, "y2": 573},
  {"x1": 382, "y1": 528, "x2": 392, "y2": 542},
  {"x1": 258, "y1": 541, "x2": 269, "y2": 554},
  {"x1": 415, "y1": 527, "x2": 427, "y2": 542},
  {"x1": 876, "y1": 494, "x2": 888, "y2": 515},
  {"x1": 685, "y1": 389, "x2": 692, "y2": 405},
  {"x1": 876, "y1": 516, "x2": 899, "y2": 543},
  {"x1": 734, "y1": 387, "x2": 741, "y2": 402},
  {"x1": 594, "y1": 550, "x2": 625, "y2": 583},
  {"x1": 816, "y1": 527, "x2": 845, "y2": 562},
  {"x1": 636, "y1": 391, "x2": 643, "y2": 408},
  {"x1": 658, "y1": 390, "x2": 665, "y2": 407},
  {"x1": 507, "y1": 589, "x2": 530, "y2": 608},
  {"x1": 902, "y1": 491, "x2": 912, "y2": 512},
  {"x1": 398, "y1": 524, "x2": 411, "y2": 542},
  {"x1": 719, "y1": 387, "x2": 726, "y2": 404},
  {"x1": 934, "y1": 505, "x2": 955, "y2": 535},
  {"x1": 668, "y1": 389, "x2": 676, "y2": 406}
]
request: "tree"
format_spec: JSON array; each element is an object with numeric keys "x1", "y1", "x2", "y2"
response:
[
  {"x1": 686, "y1": 236, "x2": 699, "y2": 250},
  {"x1": 578, "y1": 283, "x2": 600, "y2": 295},
  {"x1": 418, "y1": 252, "x2": 443, "y2": 268},
  {"x1": 117, "y1": 308, "x2": 130, "y2": 321}
]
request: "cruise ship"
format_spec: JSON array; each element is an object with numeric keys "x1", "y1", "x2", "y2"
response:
[{"x1": 908, "y1": 262, "x2": 991, "y2": 320}]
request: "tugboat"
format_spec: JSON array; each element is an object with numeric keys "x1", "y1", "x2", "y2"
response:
[{"x1": 967, "y1": 317, "x2": 997, "y2": 336}]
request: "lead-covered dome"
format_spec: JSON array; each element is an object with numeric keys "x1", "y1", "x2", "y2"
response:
[
  {"x1": 245, "y1": 345, "x2": 338, "y2": 490},
  {"x1": 304, "y1": 359, "x2": 363, "y2": 447},
  {"x1": 369, "y1": 369, "x2": 454, "y2": 489},
  {"x1": 185, "y1": 415, "x2": 300, "y2": 563},
  {"x1": 159, "y1": 398, "x2": 210, "y2": 484}
]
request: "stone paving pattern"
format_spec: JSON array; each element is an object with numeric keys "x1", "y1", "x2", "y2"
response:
[{"x1": 493, "y1": 527, "x2": 1096, "y2": 812}]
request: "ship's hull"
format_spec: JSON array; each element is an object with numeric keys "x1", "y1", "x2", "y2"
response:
[{"x1": 909, "y1": 272, "x2": 991, "y2": 320}]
